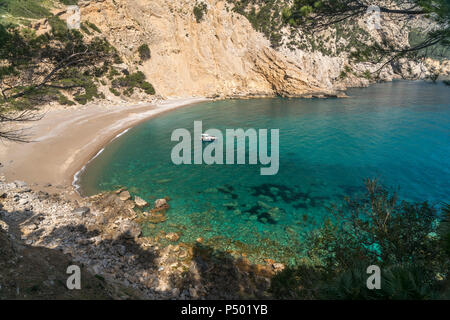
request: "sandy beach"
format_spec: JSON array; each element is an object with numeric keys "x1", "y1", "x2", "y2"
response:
[{"x1": 0, "y1": 98, "x2": 207, "y2": 196}]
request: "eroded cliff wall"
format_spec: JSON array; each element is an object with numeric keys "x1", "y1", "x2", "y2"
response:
[{"x1": 79, "y1": 0, "x2": 331, "y2": 98}]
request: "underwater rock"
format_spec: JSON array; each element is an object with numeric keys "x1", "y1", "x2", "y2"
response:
[
  {"x1": 114, "y1": 187, "x2": 126, "y2": 194},
  {"x1": 217, "y1": 185, "x2": 238, "y2": 199},
  {"x1": 156, "y1": 179, "x2": 172, "y2": 184},
  {"x1": 268, "y1": 207, "x2": 284, "y2": 219},
  {"x1": 154, "y1": 198, "x2": 168, "y2": 209},
  {"x1": 166, "y1": 232, "x2": 180, "y2": 242},
  {"x1": 257, "y1": 201, "x2": 272, "y2": 210},
  {"x1": 147, "y1": 213, "x2": 167, "y2": 224},
  {"x1": 269, "y1": 187, "x2": 279, "y2": 195},
  {"x1": 119, "y1": 191, "x2": 131, "y2": 201},
  {"x1": 258, "y1": 195, "x2": 274, "y2": 203},
  {"x1": 223, "y1": 201, "x2": 238, "y2": 210},
  {"x1": 134, "y1": 196, "x2": 148, "y2": 208}
]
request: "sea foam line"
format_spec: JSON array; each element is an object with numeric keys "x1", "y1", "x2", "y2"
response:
[{"x1": 72, "y1": 128, "x2": 131, "y2": 194}]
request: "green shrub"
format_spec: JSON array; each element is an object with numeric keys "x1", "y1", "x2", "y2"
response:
[
  {"x1": 59, "y1": 0, "x2": 78, "y2": 5},
  {"x1": 108, "y1": 68, "x2": 120, "y2": 80},
  {"x1": 80, "y1": 23, "x2": 92, "y2": 35},
  {"x1": 112, "y1": 71, "x2": 155, "y2": 95},
  {"x1": 109, "y1": 87, "x2": 120, "y2": 96},
  {"x1": 48, "y1": 16, "x2": 70, "y2": 38},
  {"x1": 85, "y1": 21, "x2": 101, "y2": 33},
  {"x1": 362, "y1": 70, "x2": 372, "y2": 80},
  {"x1": 193, "y1": 2, "x2": 208, "y2": 23},
  {"x1": 58, "y1": 94, "x2": 75, "y2": 106},
  {"x1": 138, "y1": 44, "x2": 151, "y2": 61},
  {"x1": 139, "y1": 81, "x2": 156, "y2": 95},
  {"x1": 0, "y1": 0, "x2": 51, "y2": 19},
  {"x1": 68, "y1": 77, "x2": 100, "y2": 105},
  {"x1": 124, "y1": 87, "x2": 134, "y2": 97}
]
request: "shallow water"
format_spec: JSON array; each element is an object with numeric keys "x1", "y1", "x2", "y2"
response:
[{"x1": 79, "y1": 81, "x2": 450, "y2": 264}]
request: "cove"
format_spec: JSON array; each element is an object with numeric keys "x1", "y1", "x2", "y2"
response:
[
  {"x1": 78, "y1": 81, "x2": 450, "y2": 265},
  {"x1": 171, "y1": 121, "x2": 280, "y2": 175}
]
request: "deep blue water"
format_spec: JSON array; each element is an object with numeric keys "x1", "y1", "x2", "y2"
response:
[{"x1": 79, "y1": 81, "x2": 450, "y2": 264}]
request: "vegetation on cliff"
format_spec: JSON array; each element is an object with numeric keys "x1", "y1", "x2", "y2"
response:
[
  {"x1": 193, "y1": 1, "x2": 208, "y2": 23},
  {"x1": 282, "y1": 0, "x2": 450, "y2": 66},
  {"x1": 228, "y1": 0, "x2": 449, "y2": 83},
  {"x1": 0, "y1": 1, "x2": 156, "y2": 142}
]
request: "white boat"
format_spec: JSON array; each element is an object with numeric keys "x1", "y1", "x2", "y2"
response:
[{"x1": 201, "y1": 133, "x2": 217, "y2": 142}]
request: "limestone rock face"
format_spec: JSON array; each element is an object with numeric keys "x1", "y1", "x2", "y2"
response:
[
  {"x1": 80, "y1": 0, "x2": 329, "y2": 98},
  {"x1": 74, "y1": 0, "x2": 448, "y2": 99}
]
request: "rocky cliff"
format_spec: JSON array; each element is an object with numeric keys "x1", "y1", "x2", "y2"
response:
[
  {"x1": 74, "y1": 0, "x2": 336, "y2": 98},
  {"x1": 71, "y1": 0, "x2": 448, "y2": 99},
  {"x1": 6, "y1": 0, "x2": 450, "y2": 101}
]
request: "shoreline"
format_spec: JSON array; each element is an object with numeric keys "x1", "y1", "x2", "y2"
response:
[{"x1": 0, "y1": 97, "x2": 208, "y2": 198}]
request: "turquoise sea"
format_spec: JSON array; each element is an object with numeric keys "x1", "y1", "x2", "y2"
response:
[{"x1": 79, "y1": 81, "x2": 450, "y2": 265}]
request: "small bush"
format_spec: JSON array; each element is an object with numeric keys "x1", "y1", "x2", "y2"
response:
[
  {"x1": 48, "y1": 16, "x2": 69, "y2": 38},
  {"x1": 108, "y1": 68, "x2": 120, "y2": 80},
  {"x1": 193, "y1": 2, "x2": 208, "y2": 23},
  {"x1": 59, "y1": 0, "x2": 78, "y2": 5},
  {"x1": 109, "y1": 87, "x2": 120, "y2": 96},
  {"x1": 58, "y1": 94, "x2": 75, "y2": 106},
  {"x1": 71, "y1": 78, "x2": 100, "y2": 105},
  {"x1": 0, "y1": 0, "x2": 51, "y2": 19},
  {"x1": 85, "y1": 21, "x2": 101, "y2": 33},
  {"x1": 80, "y1": 23, "x2": 92, "y2": 35},
  {"x1": 138, "y1": 44, "x2": 151, "y2": 61},
  {"x1": 112, "y1": 71, "x2": 155, "y2": 95}
]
